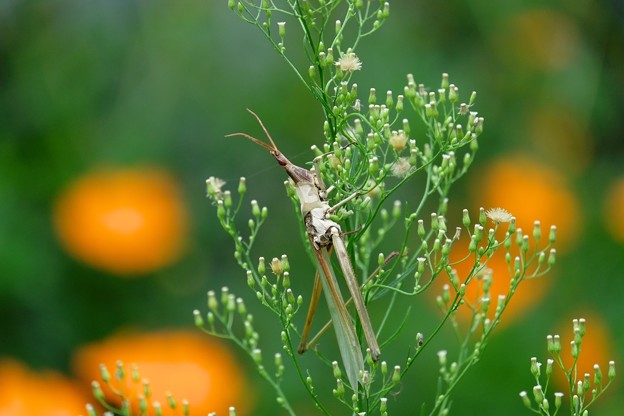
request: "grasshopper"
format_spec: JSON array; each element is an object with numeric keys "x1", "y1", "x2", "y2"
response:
[{"x1": 227, "y1": 109, "x2": 381, "y2": 392}]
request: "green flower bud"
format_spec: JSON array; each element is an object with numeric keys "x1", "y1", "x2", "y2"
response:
[
  {"x1": 251, "y1": 199, "x2": 260, "y2": 217},
  {"x1": 217, "y1": 200, "x2": 226, "y2": 220},
  {"x1": 224, "y1": 190, "x2": 232, "y2": 208},
  {"x1": 608, "y1": 360, "x2": 616, "y2": 381},
  {"x1": 193, "y1": 310, "x2": 204, "y2": 327},
  {"x1": 469, "y1": 91, "x2": 477, "y2": 105},
  {"x1": 86, "y1": 404, "x2": 97, "y2": 416},
  {"x1": 207, "y1": 290, "x2": 218, "y2": 312},
  {"x1": 549, "y1": 225, "x2": 557, "y2": 244},
  {"x1": 571, "y1": 341, "x2": 580, "y2": 359},
  {"x1": 382, "y1": 1, "x2": 390, "y2": 18},
  {"x1": 545, "y1": 359, "x2": 553, "y2": 377},
  {"x1": 326, "y1": 47, "x2": 334, "y2": 66},
  {"x1": 92, "y1": 381, "x2": 105, "y2": 401},
  {"x1": 98, "y1": 363, "x2": 110, "y2": 383},
  {"x1": 332, "y1": 361, "x2": 342, "y2": 379},
  {"x1": 392, "y1": 365, "x2": 401, "y2": 384},
  {"x1": 333, "y1": 378, "x2": 345, "y2": 398},
  {"x1": 417, "y1": 219, "x2": 425, "y2": 238},
  {"x1": 282, "y1": 272, "x2": 291, "y2": 289},
  {"x1": 236, "y1": 298, "x2": 246, "y2": 315},
  {"x1": 281, "y1": 254, "x2": 290, "y2": 272},
  {"x1": 530, "y1": 357, "x2": 541, "y2": 378},
  {"x1": 252, "y1": 348, "x2": 262, "y2": 364},
  {"x1": 438, "y1": 88, "x2": 446, "y2": 103},
  {"x1": 369, "y1": 87, "x2": 377, "y2": 105},
  {"x1": 448, "y1": 84, "x2": 458, "y2": 103},
  {"x1": 533, "y1": 385, "x2": 544, "y2": 403},
  {"x1": 221, "y1": 286, "x2": 230, "y2": 305},
  {"x1": 226, "y1": 294, "x2": 236, "y2": 313},
  {"x1": 554, "y1": 392, "x2": 563, "y2": 410},
  {"x1": 396, "y1": 95, "x2": 404, "y2": 113},
  {"x1": 533, "y1": 221, "x2": 542, "y2": 241},
  {"x1": 237, "y1": 177, "x2": 246, "y2": 195}
]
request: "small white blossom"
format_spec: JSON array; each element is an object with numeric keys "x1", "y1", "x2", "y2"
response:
[
  {"x1": 206, "y1": 176, "x2": 226, "y2": 198},
  {"x1": 391, "y1": 157, "x2": 412, "y2": 178},
  {"x1": 389, "y1": 130, "x2": 407, "y2": 152},
  {"x1": 485, "y1": 207, "x2": 513, "y2": 224},
  {"x1": 337, "y1": 52, "x2": 362, "y2": 72}
]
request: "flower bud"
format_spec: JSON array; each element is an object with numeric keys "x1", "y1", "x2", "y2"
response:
[
  {"x1": 333, "y1": 378, "x2": 345, "y2": 398},
  {"x1": 571, "y1": 341, "x2": 580, "y2": 359},
  {"x1": 224, "y1": 190, "x2": 232, "y2": 208},
  {"x1": 92, "y1": 381, "x2": 105, "y2": 401},
  {"x1": 208, "y1": 290, "x2": 218, "y2": 312},
  {"x1": 554, "y1": 392, "x2": 563, "y2": 409},
  {"x1": 533, "y1": 221, "x2": 542, "y2": 241},
  {"x1": 251, "y1": 199, "x2": 261, "y2": 217},
  {"x1": 608, "y1": 360, "x2": 616, "y2": 381},
  {"x1": 369, "y1": 88, "x2": 377, "y2": 105},
  {"x1": 532, "y1": 385, "x2": 544, "y2": 403},
  {"x1": 530, "y1": 357, "x2": 541, "y2": 378},
  {"x1": 193, "y1": 310, "x2": 204, "y2": 327},
  {"x1": 392, "y1": 365, "x2": 401, "y2": 384},
  {"x1": 252, "y1": 348, "x2": 262, "y2": 364},
  {"x1": 396, "y1": 95, "x2": 404, "y2": 112},
  {"x1": 270, "y1": 257, "x2": 283, "y2": 276},
  {"x1": 549, "y1": 225, "x2": 557, "y2": 244}
]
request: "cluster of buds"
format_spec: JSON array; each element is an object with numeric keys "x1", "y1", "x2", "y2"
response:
[
  {"x1": 520, "y1": 319, "x2": 616, "y2": 414},
  {"x1": 252, "y1": 255, "x2": 302, "y2": 325},
  {"x1": 86, "y1": 361, "x2": 190, "y2": 416}
]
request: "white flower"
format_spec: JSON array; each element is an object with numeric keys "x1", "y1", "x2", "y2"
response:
[
  {"x1": 485, "y1": 207, "x2": 513, "y2": 224},
  {"x1": 206, "y1": 176, "x2": 226, "y2": 199},
  {"x1": 391, "y1": 157, "x2": 412, "y2": 178},
  {"x1": 337, "y1": 52, "x2": 362, "y2": 72},
  {"x1": 389, "y1": 130, "x2": 407, "y2": 152}
]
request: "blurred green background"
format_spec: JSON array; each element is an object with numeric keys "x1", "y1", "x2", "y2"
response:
[{"x1": 1, "y1": 0, "x2": 623, "y2": 414}]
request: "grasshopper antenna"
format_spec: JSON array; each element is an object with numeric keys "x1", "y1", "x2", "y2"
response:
[{"x1": 226, "y1": 109, "x2": 279, "y2": 154}]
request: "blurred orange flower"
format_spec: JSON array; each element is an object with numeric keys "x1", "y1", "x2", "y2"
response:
[
  {"x1": 53, "y1": 167, "x2": 188, "y2": 276},
  {"x1": 472, "y1": 154, "x2": 581, "y2": 252},
  {"x1": 496, "y1": 8, "x2": 580, "y2": 71},
  {"x1": 604, "y1": 177, "x2": 624, "y2": 243},
  {"x1": 73, "y1": 330, "x2": 250, "y2": 415},
  {"x1": 0, "y1": 359, "x2": 88, "y2": 416}
]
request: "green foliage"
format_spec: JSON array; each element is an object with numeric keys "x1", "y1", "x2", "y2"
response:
[
  {"x1": 80, "y1": 1, "x2": 616, "y2": 415},
  {"x1": 197, "y1": 1, "x2": 564, "y2": 415}
]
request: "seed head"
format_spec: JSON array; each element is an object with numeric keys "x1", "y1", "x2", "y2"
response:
[
  {"x1": 484, "y1": 207, "x2": 513, "y2": 225},
  {"x1": 337, "y1": 52, "x2": 362, "y2": 72}
]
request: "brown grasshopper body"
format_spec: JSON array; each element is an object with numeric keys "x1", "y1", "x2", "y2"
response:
[{"x1": 228, "y1": 109, "x2": 380, "y2": 392}]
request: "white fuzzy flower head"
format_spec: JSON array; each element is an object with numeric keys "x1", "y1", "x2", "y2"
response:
[
  {"x1": 391, "y1": 157, "x2": 412, "y2": 178},
  {"x1": 206, "y1": 176, "x2": 226, "y2": 199},
  {"x1": 389, "y1": 130, "x2": 407, "y2": 152},
  {"x1": 337, "y1": 52, "x2": 362, "y2": 72},
  {"x1": 485, "y1": 207, "x2": 513, "y2": 224}
]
